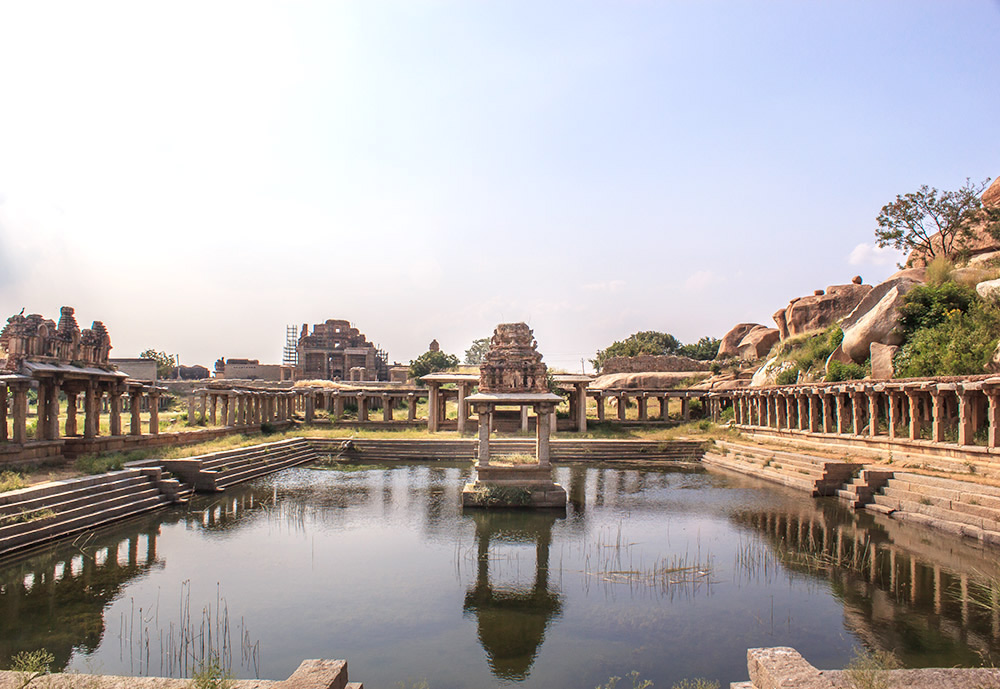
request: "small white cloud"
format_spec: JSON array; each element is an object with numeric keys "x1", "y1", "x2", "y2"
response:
[
  {"x1": 581, "y1": 280, "x2": 625, "y2": 293},
  {"x1": 684, "y1": 270, "x2": 715, "y2": 290},
  {"x1": 848, "y1": 243, "x2": 905, "y2": 267}
]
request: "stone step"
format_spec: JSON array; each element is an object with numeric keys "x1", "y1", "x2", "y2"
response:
[
  {"x1": 0, "y1": 469, "x2": 147, "y2": 508},
  {"x1": 213, "y1": 449, "x2": 317, "y2": 489},
  {"x1": 0, "y1": 472, "x2": 154, "y2": 517},
  {"x1": 0, "y1": 475, "x2": 163, "y2": 520}
]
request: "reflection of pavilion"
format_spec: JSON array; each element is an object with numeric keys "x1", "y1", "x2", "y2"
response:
[{"x1": 462, "y1": 509, "x2": 563, "y2": 681}]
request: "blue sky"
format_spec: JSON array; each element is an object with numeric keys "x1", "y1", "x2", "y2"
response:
[{"x1": 0, "y1": 1, "x2": 998, "y2": 372}]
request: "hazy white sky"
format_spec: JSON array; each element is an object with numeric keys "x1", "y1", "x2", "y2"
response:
[{"x1": 1, "y1": 1, "x2": 997, "y2": 372}]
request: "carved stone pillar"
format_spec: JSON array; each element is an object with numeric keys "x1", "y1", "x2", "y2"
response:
[
  {"x1": 536, "y1": 402, "x2": 553, "y2": 468},
  {"x1": 129, "y1": 389, "x2": 142, "y2": 435},
  {"x1": 957, "y1": 390, "x2": 974, "y2": 446},
  {"x1": 577, "y1": 383, "x2": 588, "y2": 432},
  {"x1": 382, "y1": 394, "x2": 393, "y2": 422},
  {"x1": 476, "y1": 403, "x2": 491, "y2": 467},
  {"x1": 357, "y1": 393, "x2": 369, "y2": 422},
  {"x1": 0, "y1": 384, "x2": 6, "y2": 442},
  {"x1": 596, "y1": 393, "x2": 605, "y2": 422},
  {"x1": 84, "y1": 381, "x2": 98, "y2": 439},
  {"x1": 617, "y1": 394, "x2": 627, "y2": 421},
  {"x1": 11, "y1": 382, "x2": 28, "y2": 444},
  {"x1": 637, "y1": 395, "x2": 647, "y2": 421},
  {"x1": 427, "y1": 383, "x2": 440, "y2": 432},
  {"x1": 148, "y1": 392, "x2": 160, "y2": 435},
  {"x1": 109, "y1": 386, "x2": 122, "y2": 436},
  {"x1": 305, "y1": 392, "x2": 315, "y2": 424},
  {"x1": 407, "y1": 393, "x2": 417, "y2": 421},
  {"x1": 457, "y1": 382, "x2": 469, "y2": 433}
]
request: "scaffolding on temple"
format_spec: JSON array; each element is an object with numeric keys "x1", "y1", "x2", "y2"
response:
[{"x1": 282, "y1": 325, "x2": 298, "y2": 367}]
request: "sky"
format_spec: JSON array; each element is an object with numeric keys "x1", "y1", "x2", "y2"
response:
[{"x1": 0, "y1": 1, "x2": 998, "y2": 373}]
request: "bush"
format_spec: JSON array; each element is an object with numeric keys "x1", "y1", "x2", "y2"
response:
[
  {"x1": 410, "y1": 350, "x2": 459, "y2": 379},
  {"x1": 898, "y1": 281, "x2": 976, "y2": 337},
  {"x1": 771, "y1": 325, "x2": 843, "y2": 378},
  {"x1": 775, "y1": 368, "x2": 799, "y2": 386},
  {"x1": 0, "y1": 471, "x2": 27, "y2": 493},
  {"x1": 826, "y1": 360, "x2": 866, "y2": 382},
  {"x1": 894, "y1": 300, "x2": 1000, "y2": 377}
]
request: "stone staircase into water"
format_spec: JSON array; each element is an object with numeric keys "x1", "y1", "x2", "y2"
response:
[
  {"x1": 834, "y1": 468, "x2": 894, "y2": 508},
  {"x1": 308, "y1": 437, "x2": 706, "y2": 463},
  {"x1": 864, "y1": 471, "x2": 1000, "y2": 547},
  {"x1": 157, "y1": 437, "x2": 316, "y2": 491},
  {"x1": 702, "y1": 441, "x2": 857, "y2": 496},
  {"x1": 0, "y1": 468, "x2": 186, "y2": 557}
]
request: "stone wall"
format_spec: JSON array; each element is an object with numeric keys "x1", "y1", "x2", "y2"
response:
[{"x1": 601, "y1": 354, "x2": 710, "y2": 374}]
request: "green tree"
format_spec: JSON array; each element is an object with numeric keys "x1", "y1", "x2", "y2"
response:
[
  {"x1": 410, "y1": 350, "x2": 459, "y2": 379},
  {"x1": 464, "y1": 337, "x2": 491, "y2": 365},
  {"x1": 678, "y1": 336, "x2": 721, "y2": 361},
  {"x1": 140, "y1": 349, "x2": 176, "y2": 379},
  {"x1": 875, "y1": 177, "x2": 997, "y2": 264},
  {"x1": 591, "y1": 331, "x2": 681, "y2": 372}
]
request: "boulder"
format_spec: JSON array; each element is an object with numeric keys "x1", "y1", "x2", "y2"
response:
[
  {"x1": 773, "y1": 283, "x2": 872, "y2": 340},
  {"x1": 968, "y1": 250, "x2": 1000, "y2": 268},
  {"x1": 977, "y1": 278, "x2": 1000, "y2": 301},
  {"x1": 750, "y1": 357, "x2": 796, "y2": 387},
  {"x1": 823, "y1": 344, "x2": 855, "y2": 376},
  {"x1": 907, "y1": 178, "x2": 1000, "y2": 267},
  {"x1": 984, "y1": 176, "x2": 1000, "y2": 208},
  {"x1": 870, "y1": 342, "x2": 899, "y2": 380},
  {"x1": 717, "y1": 323, "x2": 759, "y2": 359},
  {"x1": 840, "y1": 277, "x2": 920, "y2": 363},
  {"x1": 889, "y1": 266, "x2": 926, "y2": 283},
  {"x1": 737, "y1": 326, "x2": 780, "y2": 361}
]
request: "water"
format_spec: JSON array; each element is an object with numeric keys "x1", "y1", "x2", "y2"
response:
[{"x1": 2, "y1": 462, "x2": 999, "y2": 688}]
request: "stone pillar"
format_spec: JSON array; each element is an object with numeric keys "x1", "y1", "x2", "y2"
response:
[
  {"x1": 905, "y1": 391, "x2": 921, "y2": 440},
  {"x1": 237, "y1": 394, "x2": 246, "y2": 426},
  {"x1": 659, "y1": 395, "x2": 668, "y2": 422},
  {"x1": 0, "y1": 385, "x2": 6, "y2": 442},
  {"x1": 382, "y1": 394, "x2": 393, "y2": 422},
  {"x1": 329, "y1": 392, "x2": 341, "y2": 420},
  {"x1": 407, "y1": 393, "x2": 417, "y2": 421},
  {"x1": 129, "y1": 390, "x2": 142, "y2": 435},
  {"x1": 457, "y1": 382, "x2": 469, "y2": 434},
  {"x1": 476, "y1": 404, "x2": 491, "y2": 467},
  {"x1": 84, "y1": 382, "x2": 98, "y2": 439},
  {"x1": 35, "y1": 381, "x2": 49, "y2": 440},
  {"x1": 187, "y1": 395, "x2": 196, "y2": 426},
  {"x1": 987, "y1": 390, "x2": 1000, "y2": 448},
  {"x1": 226, "y1": 393, "x2": 237, "y2": 426},
  {"x1": 220, "y1": 394, "x2": 230, "y2": 427},
  {"x1": 807, "y1": 394, "x2": 819, "y2": 433},
  {"x1": 637, "y1": 395, "x2": 648, "y2": 421},
  {"x1": 357, "y1": 393, "x2": 369, "y2": 422},
  {"x1": 65, "y1": 390, "x2": 78, "y2": 437},
  {"x1": 851, "y1": 392, "x2": 864, "y2": 436},
  {"x1": 887, "y1": 392, "x2": 898, "y2": 439},
  {"x1": 536, "y1": 403, "x2": 552, "y2": 468},
  {"x1": 209, "y1": 394, "x2": 218, "y2": 425},
  {"x1": 596, "y1": 393, "x2": 605, "y2": 422},
  {"x1": 520, "y1": 405, "x2": 529, "y2": 431},
  {"x1": 576, "y1": 383, "x2": 588, "y2": 433},
  {"x1": 148, "y1": 392, "x2": 160, "y2": 435},
  {"x1": 820, "y1": 394, "x2": 832, "y2": 433},
  {"x1": 109, "y1": 387, "x2": 122, "y2": 436},
  {"x1": 47, "y1": 380, "x2": 61, "y2": 440},
  {"x1": 427, "y1": 383, "x2": 440, "y2": 432},
  {"x1": 958, "y1": 390, "x2": 974, "y2": 446},
  {"x1": 617, "y1": 394, "x2": 627, "y2": 421},
  {"x1": 11, "y1": 383, "x2": 28, "y2": 444},
  {"x1": 867, "y1": 390, "x2": 879, "y2": 437},
  {"x1": 199, "y1": 393, "x2": 208, "y2": 424},
  {"x1": 305, "y1": 392, "x2": 315, "y2": 424},
  {"x1": 796, "y1": 393, "x2": 808, "y2": 431},
  {"x1": 930, "y1": 390, "x2": 945, "y2": 442},
  {"x1": 682, "y1": 397, "x2": 691, "y2": 422}
]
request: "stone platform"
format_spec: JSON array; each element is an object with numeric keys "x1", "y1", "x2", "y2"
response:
[{"x1": 462, "y1": 464, "x2": 567, "y2": 509}]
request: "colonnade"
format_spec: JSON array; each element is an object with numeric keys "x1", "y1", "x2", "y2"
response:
[
  {"x1": 587, "y1": 389, "x2": 706, "y2": 424},
  {"x1": 188, "y1": 388, "x2": 301, "y2": 427},
  {"x1": 1, "y1": 374, "x2": 163, "y2": 445},
  {"x1": 713, "y1": 378, "x2": 1000, "y2": 449}
]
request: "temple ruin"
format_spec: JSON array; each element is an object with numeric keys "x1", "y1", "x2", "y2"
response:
[{"x1": 295, "y1": 319, "x2": 389, "y2": 381}]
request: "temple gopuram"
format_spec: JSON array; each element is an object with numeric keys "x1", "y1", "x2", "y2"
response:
[{"x1": 295, "y1": 319, "x2": 389, "y2": 382}]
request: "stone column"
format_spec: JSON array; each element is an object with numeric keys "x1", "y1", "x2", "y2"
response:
[
  {"x1": 957, "y1": 390, "x2": 974, "y2": 446},
  {"x1": 64, "y1": 390, "x2": 78, "y2": 437},
  {"x1": 637, "y1": 395, "x2": 647, "y2": 421},
  {"x1": 596, "y1": 393, "x2": 605, "y2": 422},
  {"x1": 659, "y1": 395, "x2": 668, "y2": 422},
  {"x1": 682, "y1": 396, "x2": 691, "y2": 422},
  {"x1": 148, "y1": 392, "x2": 160, "y2": 435},
  {"x1": 237, "y1": 394, "x2": 246, "y2": 426},
  {"x1": 35, "y1": 381, "x2": 49, "y2": 440},
  {"x1": 536, "y1": 402, "x2": 553, "y2": 468},
  {"x1": 905, "y1": 391, "x2": 921, "y2": 440},
  {"x1": 617, "y1": 393, "x2": 627, "y2": 421},
  {"x1": 47, "y1": 379, "x2": 61, "y2": 440},
  {"x1": 357, "y1": 393, "x2": 369, "y2": 422},
  {"x1": 807, "y1": 393, "x2": 819, "y2": 433},
  {"x1": 407, "y1": 393, "x2": 417, "y2": 421},
  {"x1": 930, "y1": 390, "x2": 945, "y2": 442},
  {"x1": 520, "y1": 405, "x2": 529, "y2": 431},
  {"x1": 84, "y1": 382, "x2": 98, "y2": 439},
  {"x1": 987, "y1": 390, "x2": 1000, "y2": 448},
  {"x1": 129, "y1": 389, "x2": 142, "y2": 435},
  {"x1": 796, "y1": 393, "x2": 808, "y2": 431},
  {"x1": 820, "y1": 394, "x2": 833, "y2": 433},
  {"x1": 109, "y1": 386, "x2": 122, "y2": 436},
  {"x1": 209, "y1": 394, "x2": 218, "y2": 425},
  {"x1": 226, "y1": 393, "x2": 237, "y2": 426},
  {"x1": 867, "y1": 390, "x2": 879, "y2": 437},
  {"x1": 305, "y1": 392, "x2": 315, "y2": 424},
  {"x1": 220, "y1": 394, "x2": 230, "y2": 427},
  {"x1": 382, "y1": 394, "x2": 393, "y2": 422},
  {"x1": 476, "y1": 404, "x2": 491, "y2": 467},
  {"x1": 457, "y1": 382, "x2": 469, "y2": 434},
  {"x1": 187, "y1": 395, "x2": 196, "y2": 426},
  {"x1": 427, "y1": 383, "x2": 440, "y2": 432},
  {"x1": 851, "y1": 392, "x2": 864, "y2": 436},
  {"x1": 887, "y1": 391, "x2": 898, "y2": 439},
  {"x1": 576, "y1": 383, "x2": 588, "y2": 433},
  {"x1": 0, "y1": 384, "x2": 6, "y2": 442},
  {"x1": 11, "y1": 383, "x2": 28, "y2": 444}
]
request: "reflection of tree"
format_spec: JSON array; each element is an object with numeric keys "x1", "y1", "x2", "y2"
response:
[
  {"x1": 0, "y1": 527, "x2": 161, "y2": 670},
  {"x1": 462, "y1": 509, "x2": 563, "y2": 681}
]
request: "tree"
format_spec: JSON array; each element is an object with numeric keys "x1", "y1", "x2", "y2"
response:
[
  {"x1": 140, "y1": 349, "x2": 176, "y2": 379},
  {"x1": 410, "y1": 350, "x2": 459, "y2": 380},
  {"x1": 591, "y1": 331, "x2": 681, "y2": 372},
  {"x1": 678, "y1": 336, "x2": 721, "y2": 361},
  {"x1": 464, "y1": 337, "x2": 491, "y2": 365},
  {"x1": 875, "y1": 177, "x2": 996, "y2": 264}
]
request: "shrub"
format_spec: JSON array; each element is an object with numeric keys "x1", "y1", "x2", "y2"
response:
[
  {"x1": 826, "y1": 360, "x2": 866, "y2": 382},
  {"x1": 410, "y1": 350, "x2": 459, "y2": 379},
  {"x1": 894, "y1": 299, "x2": 1000, "y2": 377},
  {"x1": 844, "y1": 647, "x2": 899, "y2": 689},
  {"x1": 924, "y1": 256, "x2": 955, "y2": 286},
  {"x1": 75, "y1": 449, "x2": 150, "y2": 474},
  {"x1": 466, "y1": 485, "x2": 532, "y2": 507},
  {"x1": 898, "y1": 281, "x2": 976, "y2": 337},
  {"x1": 0, "y1": 471, "x2": 27, "y2": 493},
  {"x1": 775, "y1": 368, "x2": 799, "y2": 386}
]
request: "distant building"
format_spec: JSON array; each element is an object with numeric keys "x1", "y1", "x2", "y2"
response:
[
  {"x1": 296, "y1": 319, "x2": 389, "y2": 381},
  {"x1": 214, "y1": 357, "x2": 293, "y2": 381},
  {"x1": 109, "y1": 358, "x2": 158, "y2": 382}
]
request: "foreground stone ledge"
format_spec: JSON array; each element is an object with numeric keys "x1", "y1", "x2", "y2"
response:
[
  {"x1": 738, "y1": 647, "x2": 1000, "y2": 689},
  {"x1": 0, "y1": 659, "x2": 361, "y2": 689}
]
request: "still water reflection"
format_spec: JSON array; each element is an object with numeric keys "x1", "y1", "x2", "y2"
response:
[{"x1": 1, "y1": 463, "x2": 999, "y2": 688}]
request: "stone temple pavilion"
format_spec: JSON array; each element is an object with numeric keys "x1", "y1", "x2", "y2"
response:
[{"x1": 462, "y1": 323, "x2": 567, "y2": 509}]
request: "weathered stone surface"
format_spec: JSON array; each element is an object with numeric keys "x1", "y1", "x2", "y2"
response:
[
  {"x1": 840, "y1": 277, "x2": 919, "y2": 363},
  {"x1": 479, "y1": 323, "x2": 547, "y2": 393},
  {"x1": 591, "y1": 371, "x2": 710, "y2": 390},
  {"x1": 826, "y1": 667, "x2": 1000, "y2": 689},
  {"x1": 823, "y1": 344, "x2": 855, "y2": 376},
  {"x1": 983, "y1": 175, "x2": 1000, "y2": 208},
  {"x1": 718, "y1": 323, "x2": 760, "y2": 359},
  {"x1": 851, "y1": 275, "x2": 863, "y2": 284},
  {"x1": 278, "y1": 659, "x2": 349, "y2": 689},
  {"x1": 747, "y1": 647, "x2": 834, "y2": 689},
  {"x1": 907, "y1": 177, "x2": 1000, "y2": 267},
  {"x1": 773, "y1": 284, "x2": 872, "y2": 340},
  {"x1": 976, "y1": 278, "x2": 1000, "y2": 301},
  {"x1": 737, "y1": 326, "x2": 780, "y2": 361},
  {"x1": 889, "y1": 266, "x2": 926, "y2": 282},
  {"x1": 601, "y1": 354, "x2": 709, "y2": 374},
  {"x1": 749, "y1": 357, "x2": 796, "y2": 387},
  {"x1": 870, "y1": 342, "x2": 898, "y2": 380},
  {"x1": 968, "y1": 249, "x2": 1000, "y2": 267}
]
